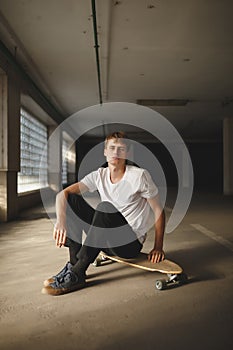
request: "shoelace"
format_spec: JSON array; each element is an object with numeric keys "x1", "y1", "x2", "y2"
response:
[
  {"x1": 56, "y1": 263, "x2": 70, "y2": 278},
  {"x1": 53, "y1": 272, "x2": 72, "y2": 287},
  {"x1": 52, "y1": 263, "x2": 72, "y2": 283}
]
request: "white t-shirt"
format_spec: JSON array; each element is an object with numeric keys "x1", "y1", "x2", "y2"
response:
[{"x1": 80, "y1": 165, "x2": 158, "y2": 243}]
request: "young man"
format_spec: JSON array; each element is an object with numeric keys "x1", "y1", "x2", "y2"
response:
[{"x1": 42, "y1": 132, "x2": 165, "y2": 296}]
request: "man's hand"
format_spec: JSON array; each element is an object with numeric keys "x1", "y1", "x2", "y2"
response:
[
  {"x1": 148, "y1": 249, "x2": 165, "y2": 263},
  {"x1": 53, "y1": 222, "x2": 67, "y2": 248}
]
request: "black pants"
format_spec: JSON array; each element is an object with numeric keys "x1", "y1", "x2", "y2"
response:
[{"x1": 65, "y1": 194, "x2": 143, "y2": 275}]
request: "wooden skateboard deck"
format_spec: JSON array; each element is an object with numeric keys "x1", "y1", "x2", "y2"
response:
[
  {"x1": 99, "y1": 252, "x2": 182, "y2": 274},
  {"x1": 94, "y1": 252, "x2": 187, "y2": 290}
]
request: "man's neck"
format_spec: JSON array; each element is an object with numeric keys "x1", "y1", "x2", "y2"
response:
[{"x1": 108, "y1": 163, "x2": 126, "y2": 183}]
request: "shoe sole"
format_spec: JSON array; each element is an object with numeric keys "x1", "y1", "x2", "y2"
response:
[
  {"x1": 41, "y1": 282, "x2": 86, "y2": 296},
  {"x1": 43, "y1": 274, "x2": 88, "y2": 287},
  {"x1": 43, "y1": 278, "x2": 54, "y2": 287}
]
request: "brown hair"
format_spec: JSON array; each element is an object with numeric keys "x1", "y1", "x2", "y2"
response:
[{"x1": 104, "y1": 131, "x2": 130, "y2": 150}]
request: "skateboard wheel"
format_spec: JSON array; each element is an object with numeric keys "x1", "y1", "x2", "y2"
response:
[{"x1": 155, "y1": 279, "x2": 167, "y2": 290}]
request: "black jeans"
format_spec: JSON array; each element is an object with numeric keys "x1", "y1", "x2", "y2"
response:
[{"x1": 65, "y1": 194, "x2": 143, "y2": 275}]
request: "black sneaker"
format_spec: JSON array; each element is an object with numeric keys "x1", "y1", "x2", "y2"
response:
[
  {"x1": 43, "y1": 262, "x2": 73, "y2": 287},
  {"x1": 42, "y1": 270, "x2": 86, "y2": 296}
]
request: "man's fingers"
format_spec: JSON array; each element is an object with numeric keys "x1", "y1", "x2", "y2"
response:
[
  {"x1": 53, "y1": 222, "x2": 67, "y2": 248},
  {"x1": 53, "y1": 228, "x2": 57, "y2": 241},
  {"x1": 148, "y1": 250, "x2": 165, "y2": 263},
  {"x1": 59, "y1": 232, "x2": 66, "y2": 246},
  {"x1": 58, "y1": 232, "x2": 64, "y2": 247},
  {"x1": 149, "y1": 252, "x2": 155, "y2": 263},
  {"x1": 53, "y1": 227, "x2": 66, "y2": 247},
  {"x1": 155, "y1": 252, "x2": 164, "y2": 263},
  {"x1": 57, "y1": 230, "x2": 66, "y2": 247},
  {"x1": 56, "y1": 231, "x2": 61, "y2": 246}
]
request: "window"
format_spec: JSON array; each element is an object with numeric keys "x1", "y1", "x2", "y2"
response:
[
  {"x1": 62, "y1": 138, "x2": 68, "y2": 184},
  {"x1": 18, "y1": 108, "x2": 48, "y2": 193}
]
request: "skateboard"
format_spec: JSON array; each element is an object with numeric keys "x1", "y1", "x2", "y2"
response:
[{"x1": 93, "y1": 252, "x2": 187, "y2": 290}]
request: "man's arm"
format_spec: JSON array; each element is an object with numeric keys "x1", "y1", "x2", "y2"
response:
[
  {"x1": 147, "y1": 195, "x2": 165, "y2": 263},
  {"x1": 53, "y1": 182, "x2": 89, "y2": 248}
]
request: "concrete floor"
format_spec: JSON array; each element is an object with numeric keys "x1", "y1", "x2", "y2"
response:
[{"x1": 0, "y1": 189, "x2": 233, "y2": 350}]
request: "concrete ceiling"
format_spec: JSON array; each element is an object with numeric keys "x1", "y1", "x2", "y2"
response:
[{"x1": 0, "y1": 0, "x2": 233, "y2": 141}]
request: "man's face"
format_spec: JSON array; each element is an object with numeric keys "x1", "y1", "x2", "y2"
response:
[{"x1": 104, "y1": 139, "x2": 128, "y2": 166}]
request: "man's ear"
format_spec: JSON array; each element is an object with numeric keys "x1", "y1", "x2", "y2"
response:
[{"x1": 104, "y1": 148, "x2": 107, "y2": 157}]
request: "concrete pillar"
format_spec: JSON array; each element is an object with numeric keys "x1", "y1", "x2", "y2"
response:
[
  {"x1": 67, "y1": 142, "x2": 76, "y2": 184},
  {"x1": 48, "y1": 126, "x2": 62, "y2": 193},
  {"x1": 223, "y1": 118, "x2": 233, "y2": 195},
  {"x1": 0, "y1": 71, "x2": 20, "y2": 221}
]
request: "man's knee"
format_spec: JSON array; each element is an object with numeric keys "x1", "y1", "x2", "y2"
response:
[
  {"x1": 96, "y1": 201, "x2": 117, "y2": 213},
  {"x1": 67, "y1": 193, "x2": 85, "y2": 215},
  {"x1": 67, "y1": 193, "x2": 79, "y2": 206}
]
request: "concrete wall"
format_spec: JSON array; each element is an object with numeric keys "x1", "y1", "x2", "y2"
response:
[
  {"x1": 0, "y1": 45, "x2": 75, "y2": 222},
  {"x1": 0, "y1": 69, "x2": 20, "y2": 221},
  {"x1": 223, "y1": 118, "x2": 233, "y2": 195}
]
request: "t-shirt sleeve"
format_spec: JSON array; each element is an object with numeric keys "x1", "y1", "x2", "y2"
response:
[
  {"x1": 79, "y1": 170, "x2": 99, "y2": 193},
  {"x1": 139, "y1": 169, "x2": 158, "y2": 198}
]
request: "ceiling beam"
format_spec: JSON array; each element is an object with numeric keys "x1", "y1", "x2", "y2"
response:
[{"x1": 91, "y1": 0, "x2": 103, "y2": 105}]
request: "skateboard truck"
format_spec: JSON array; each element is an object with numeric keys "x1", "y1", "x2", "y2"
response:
[{"x1": 155, "y1": 273, "x2": 188, "y2": 290}]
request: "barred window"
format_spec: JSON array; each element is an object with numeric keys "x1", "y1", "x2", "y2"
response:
[
  {"x1": 62, "y1": 138, "x2": 68, "y2": 184},
  {"x1": 18, "y1": 108, "x2": 48, "y2": 193}
]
